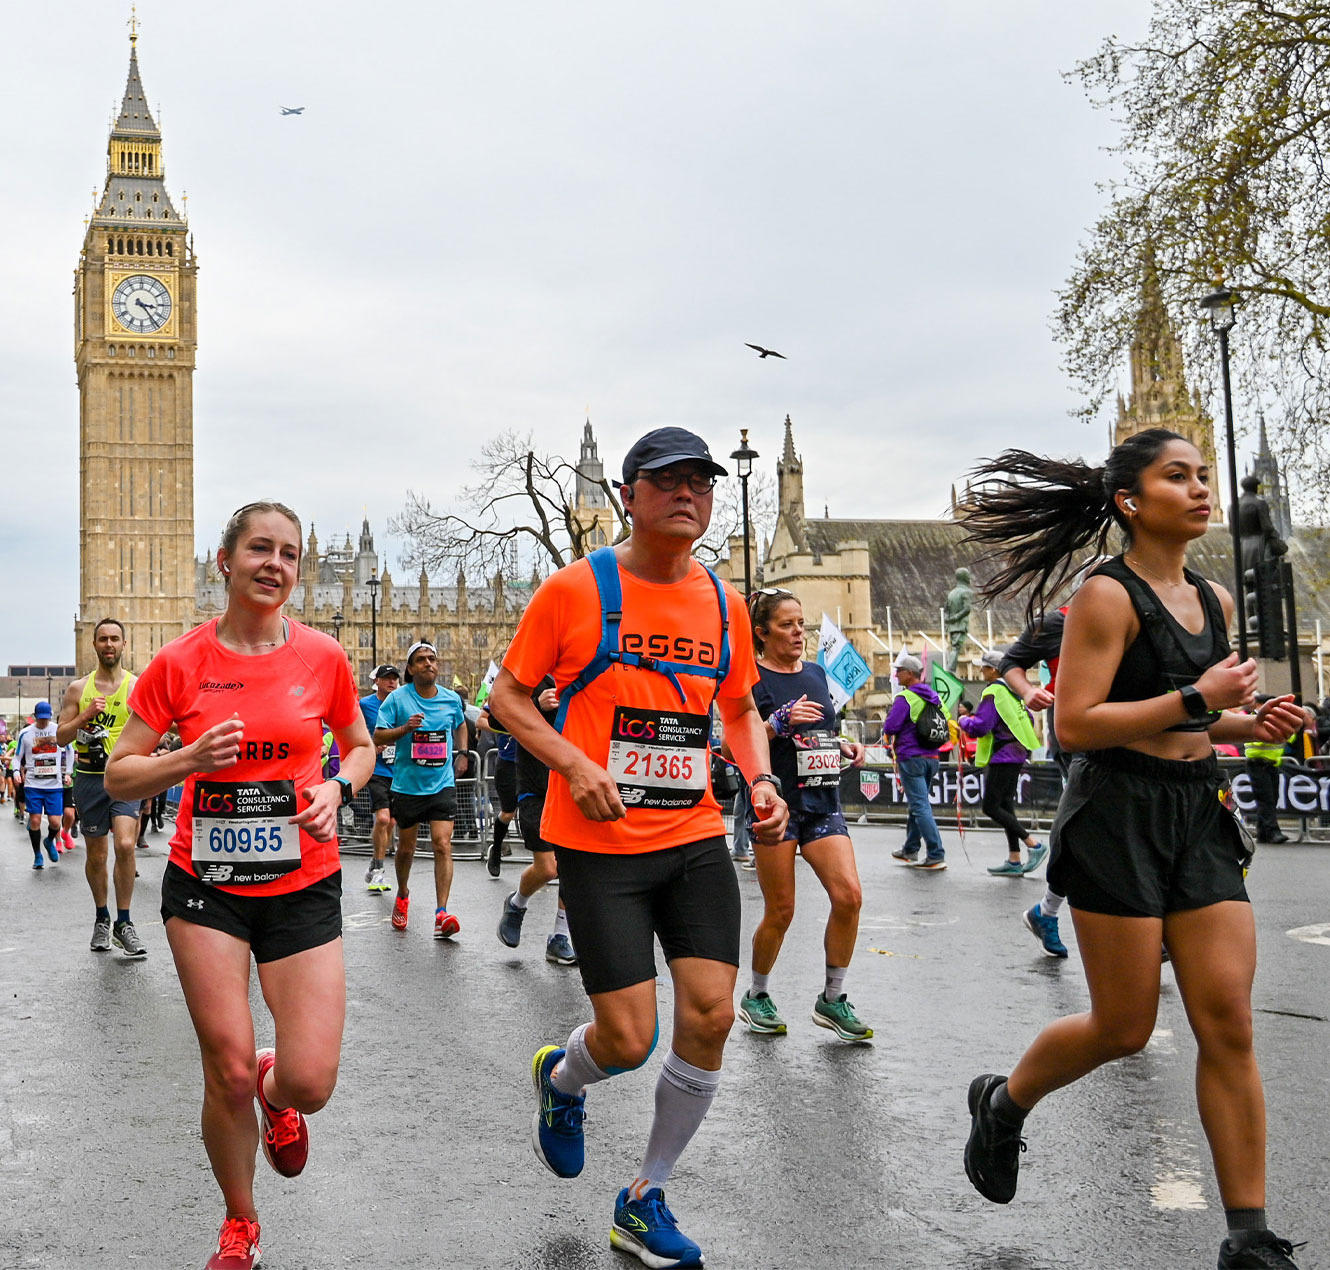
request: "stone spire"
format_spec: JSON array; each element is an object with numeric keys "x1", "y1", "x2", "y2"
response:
[
  {"x1": 776, "y1": 414, "x2": 805, "y2": 536},
  {"x1": 1249, "y1": 413, "x2": 1293, "y2": 539},
  {"x1": 576, "y1": 417, "x2": 608, "y2": 509}
]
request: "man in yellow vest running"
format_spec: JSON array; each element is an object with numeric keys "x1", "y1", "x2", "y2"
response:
[
  {"x1": 1244, "y1": 693, "x2": 1291, "y2": 845},
  {"x1": 56, "y1": 618, "x2": 147, "y2": 957}
]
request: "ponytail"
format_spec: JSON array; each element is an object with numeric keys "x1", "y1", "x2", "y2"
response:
[{"x1": 962, "y1": 428, "x2": 1183, "y2": 620}]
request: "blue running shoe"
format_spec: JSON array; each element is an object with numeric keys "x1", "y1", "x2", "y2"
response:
[
  {"x1": 545, "y1": 932, "x2": 578, "y2": 965},
  {"x1": 32, "y1": 856, "x2": 44, "y2": 870},
  {"x1": 497, "y1": 892, "x2": 526, "y2": 948},
  {"x1": 1022, "y1": 904, "x2": 1068, "y2": 959},
  {"x1": 44, "y1": 838, "x2": 60, "y2": 864},
  {"x1": 530, "y1": 1046, "x2": 585, "y2": 1178},
  {"x1": 610, "y1": 1187, "x2": 703, "y2": 1269}
]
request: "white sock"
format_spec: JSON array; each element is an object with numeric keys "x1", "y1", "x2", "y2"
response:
[
  {"x1": 510, "y1": 889, "x2": 530, "y2": 910},
  {"x1": 749, "y1": 971, "x2": 770, "y2": 997},
  {"x1": 553, "y1": 906, "x2": 570, "y2": 938},
  {"x1": 552, "y1": 1022, "x2": 611, "y2": 1096},
  {"x1": 1039, "y1": 889, "x2": 1065, "y2": 917},
  {"x1": 631, "y1": 1051, "x2": 721, "y2": 1195},
  {"x1": 824, "y1": 965, "x2": 848, "y2": 1001}
]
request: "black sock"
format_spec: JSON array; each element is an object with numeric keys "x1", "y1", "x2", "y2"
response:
[
  {"x1": 96, "y1": 906, "x2": 110, "y2": 923},
  {"x1": 116, "y1": 910, "x2": 131, "y2": 927},
  {"x1": 29, "y1": 827, "x2": 42, "y2": 853},
  {"x1": 990, "y1": 1080, "x2": 1030, "y2": 1127},
  {"x1": 492, "y1": 818, "x2": 508, "y2": 848},
  {"x1": 1225, "y1": 1208, "x2": 1268, "y2": 1235}
]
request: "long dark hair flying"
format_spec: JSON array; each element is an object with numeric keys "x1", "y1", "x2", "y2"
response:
[{"x1": 961, "y1": 428, "x2": 1184, "y2": 620}]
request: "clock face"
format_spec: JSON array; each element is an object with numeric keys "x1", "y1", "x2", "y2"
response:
[{"x1": 111, "y1": 274, "x2": 172, "y2": 334}]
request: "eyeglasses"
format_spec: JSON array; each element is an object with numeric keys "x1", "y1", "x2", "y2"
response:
[
  {"x1": 636, "y1": 468, "x2": 718, "y2": 495},
  {"x1": 747, "y1": 587, "x2": 795, "y2": 608}
]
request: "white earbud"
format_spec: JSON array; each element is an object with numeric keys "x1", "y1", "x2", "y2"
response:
[
  {"x1": 221, "y1": 563, "x2": 230, "y2": 574},
  {"x1": 1124, "y1": 498, "x2": 1138, "y2": 513}
]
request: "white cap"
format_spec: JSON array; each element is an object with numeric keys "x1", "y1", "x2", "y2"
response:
[
  {"x1": 405, "y1": 641, "x2": 437, "y2": 665},
  {"x1": 894, "y1": 651, "x2": 923, "y2": 674},
  {"x1": 980, "y1": 648, "x2": 1005, "y2": 670}
]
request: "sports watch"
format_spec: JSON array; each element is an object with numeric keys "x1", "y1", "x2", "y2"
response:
[
  {"x1": 1178, "y1": 684, "x2": 1210, "y2": 720},
  {"x1": 332, "y1": 775, "x2": 355, "y2": 805},
  {"x1": 749, "y1": 773, "x2": 783, "y2": 795}
]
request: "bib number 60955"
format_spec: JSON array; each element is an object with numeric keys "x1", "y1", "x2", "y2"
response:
[{"x1": 207, "y1": 825, "x2": 285, "y2": 854}]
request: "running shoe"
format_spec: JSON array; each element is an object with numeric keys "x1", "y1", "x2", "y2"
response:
[
  {"x1": 44, "y1": 838, "x2": 59, "y2": 864},
  {"x1": 545, "y1": 932, "x2": 578, "y2": 965},
  {"x1": 486, "y1": 838, "x2": 502, "y2": 877},
  {"x1": 1022, "y1": 904, "x2": 1068, "y2": 958},
  {"x1": 112, "y1": 921, "x2": 148, "y2": 958},
  {"x1": 812, "y1": 993, "x2": 873, "y2": 1041},
  {"x1": 740, "y1": 857, "x2": 757, "y2": 871},
  {"x1": 365, "y1": 863, "x2": 389, "y2": 893},
  {"x1": 363, "y1": 860, "x2": 378, "y2": 885},
  {"x1": 204, "y1": 1215, "x2": 262, "y2": 1270},
  {"x1": 530, "y1": 1045, "x2": 585, "y2": 1178},
  {"x1": 434, "y1": 909, "x2": 460, "y2": 939},
  {"x1": 911, "y1": 856, "x2": 947, "y2": 871},
  {"x1": 1217, "y1": 1230, "x2": 1303, "y2": 1267},
  {"x1": 497, "y1": 892, "x2": 526, "y2": 947},
  {"x1": 987, "y1": 860, "x2": 1025, "y2": 877},
  {"x1": 964, "y1": 1073, "x2": 1026, "y2": 1203},
  {"x1": 90, "y1": 917, "x2": 112, "y2": 952},
  {"x1": 730, "y1": 847, "x2": 752, "y2": 862},
  {"x1": 392, "y1": 895, "x2": 409, "y2": 931},
  {"x1": 255, "y1": 1048, "x2": 309, "y2": 1177},
  {"x1": 1022, "y1": 843, "x2": 1049, "y2": 874},
  {"x1": 891, "y1": 847, "x2": 918, "y2": 863},
  {"x1": 61, "y1": 831, "x2": 75, "y2": 851},
  {"x1": 738, "y1": 990, "x2": 787, "y2": 1035},
  {"x1": 610, "y1": 1187, "x2": 703, "y2": 1269},
  {"x1": 31, "y1": 857, "x2": 43, "y2": 870}
]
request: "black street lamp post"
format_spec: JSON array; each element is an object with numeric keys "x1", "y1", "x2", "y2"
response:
[
  {"x1": 367, "y1": 574, "x2": 381, "y2": 669},
  {"x1": 730, "y1": 428, "x2": 759, "y2": 597},
  {"x1": 332, "y1": 612, "x2": 344, "y2": 646},
  {"x1": 1200, "y1": 285, "x2": 1248, "y2": 663}
]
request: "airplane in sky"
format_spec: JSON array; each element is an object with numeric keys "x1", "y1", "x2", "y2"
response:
[{"x1": 280, "y1": 106, "x2": 305, "y2": 116}]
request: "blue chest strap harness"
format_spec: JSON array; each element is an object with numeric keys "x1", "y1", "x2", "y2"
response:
[{"x1": 552, "y1": 547, "x2": 731, "y2": 732}]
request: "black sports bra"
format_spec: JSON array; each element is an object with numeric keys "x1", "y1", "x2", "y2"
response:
[{"x1": 1094, "y1": 556, "x2": 1229, "y2": 732}]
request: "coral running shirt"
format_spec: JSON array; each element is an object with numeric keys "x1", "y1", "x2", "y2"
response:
[
  {"x1": 503, "y1": 555, "x2": 757, "y2": 854},
  {"x1": 129, "y1": 618, "x2": 360, "y2": 896}
]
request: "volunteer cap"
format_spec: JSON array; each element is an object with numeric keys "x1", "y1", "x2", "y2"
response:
[
  {"x1": 980, "y1": 649, "x2": 1005, "y2": 670},
  {"x1": 622, "y1": 427, "x2": 728, "y2": 485},
  {"x1": 372, "y1": 664, "x2": 400, "y2": 680},
  {"x1": 33, "y1": 700, "x2": 52, "y2": 718},
  {"x1": 893, "y1": 652, "x2": 923, "y2": 674}
]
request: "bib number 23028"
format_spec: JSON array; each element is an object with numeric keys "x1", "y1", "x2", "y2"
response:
[
  {"x1": 606, "y1": 707, "x2": 709, "y2": 810},
  {"x1": 192, "y1": 780, "x2": 300, "y2": 886}
]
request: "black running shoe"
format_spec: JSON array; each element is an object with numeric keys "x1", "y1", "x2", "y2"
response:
[
  {"x1": 964, "y1": 1073, "x2": 1025, "y2": 1203},
  {"x1": 1217, "y1": 1230, "x2": 1303, "y2": 1267},
  {"x1": 485, "y1": 838, "x2": 502, "y2": 877}
]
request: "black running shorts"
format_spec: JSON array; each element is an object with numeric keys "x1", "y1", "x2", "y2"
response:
[
  {"x1": 161, "y1": 862, "x2": 342, "y2": 963},
  {"x1": 553, "y1": 836, "x2": 739, "y2": 996},
  {"x1": 365, "y1": 774, "x2": 392, "y2": 814},
  {"x1": 494, "y1": 759, "x2": 518, "y2": 815},
  {"x1": 518, "y1": 794, "x2": 553, "y2": 853},
  {"x1": 1048, "y1": 748, "x2": 1249, "y2": 918},
  {"x1": 389, "y1": 787, "x2": 458, "y2": 830}
]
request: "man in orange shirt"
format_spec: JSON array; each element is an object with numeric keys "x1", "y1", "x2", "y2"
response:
[{"x1": 490, "y1": 426, "x2": 787, "y2": 1270}]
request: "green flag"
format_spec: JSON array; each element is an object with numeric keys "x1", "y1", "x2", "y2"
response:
[{"x1": 930, "y1": 662, "x2": 964, "y2": 718}]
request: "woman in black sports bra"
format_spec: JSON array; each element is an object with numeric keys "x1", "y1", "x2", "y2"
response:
[{"x1": 956, "y1": 428, "x2": 1306, "y2": 1269}]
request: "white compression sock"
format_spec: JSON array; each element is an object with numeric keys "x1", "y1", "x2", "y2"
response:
[
  {"x1": 823, "y1": 966, "x2": 848, "y2": 1001},
  {"x1": 749, "y1": 971, "x2": 770, "y2": 997},
  {"x1": 553, "y1": 906, "x2": 570, "y2": 938},
  {"x1": 1039, "y1": 889, "x2": 1065, "y2": 917},
  {"x1": 631, "y1": 1051, "x2": 721, "y2": 1195},
  {"x1": 510, "y1": 889, "x2": 530, "y2": 910},
  {"x1": 552, "y1": 1022, "x2": 612, "y2": 1096}
]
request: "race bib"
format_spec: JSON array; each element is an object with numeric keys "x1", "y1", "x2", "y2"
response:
[
  {"x1": 410, "y1": 729, "x2": 449, "y2": 767},
  {"x1": 382, "y1": 742, "x2": 396, "y2": 764},
  {"x1": 192, "y1": 780, "x2": 300, "y2": 886},
  {"x1": 794, "y1": 730, "x2": 843, "y2": 788},
  {"x1": 32, "y1": 752, "x2": 60, "y2": 782},
  {"x1": 606, "y1": 707, "x2": 709, "y2": 810}
]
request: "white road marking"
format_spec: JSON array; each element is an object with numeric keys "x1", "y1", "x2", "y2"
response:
[{"x1": 1287, "y1": 922, "x2": 1330, "y2": 947}]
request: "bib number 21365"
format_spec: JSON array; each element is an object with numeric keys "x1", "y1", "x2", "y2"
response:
[
  {"x1": 192, "y1": 780, "x2": 300, "y2": 886},
  {"x1": 606, "y1": 707, "x2": 709, "y2": 810}
]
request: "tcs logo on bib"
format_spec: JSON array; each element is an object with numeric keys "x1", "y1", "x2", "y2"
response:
[{"x1": 615, "y1": 716, "x2": 657, "y2": 741}]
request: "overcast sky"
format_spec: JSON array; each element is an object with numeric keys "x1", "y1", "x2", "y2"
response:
[{"x1": 1, "y1": 0, "x2": 1163, "y2": 669}]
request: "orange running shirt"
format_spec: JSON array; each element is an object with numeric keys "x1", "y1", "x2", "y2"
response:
[
  {"x1": 128, "y1": 618, "x2": 360, "y2": 896},
  {"x1": 502, "y1": 555, "x2": 757, "y2": 854}
]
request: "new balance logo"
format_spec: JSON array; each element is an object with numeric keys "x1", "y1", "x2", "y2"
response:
[
  {"x1": 620, "y1": 787, "x2": 647, "y2": 805},
  {"x1": 288, "y1": 685, "x2": 305, "y2": 697},
  {"x1": 185, "y1": 898, "x2": 204, "y2": 910}
]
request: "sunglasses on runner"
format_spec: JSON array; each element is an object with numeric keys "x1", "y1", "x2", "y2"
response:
[{"x1": 634, "y1": 468, "x2": 718, "y2": 495}]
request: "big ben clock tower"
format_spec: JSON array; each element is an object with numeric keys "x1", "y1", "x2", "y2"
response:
[{"x1": 74, "y1": 22, "x2": 197, "y2": 673}]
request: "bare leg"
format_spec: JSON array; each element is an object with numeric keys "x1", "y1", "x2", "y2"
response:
[
  {"x1": 395, "y1": 823, "x2": 418, "y2": 898},
  {"x1": 750, "y1": 839, "x2": 798, "y2": 976},
  {"x1": 800, "y1": 834, "x2": 863, "y2": 970},
  {"x1": 111, "y1": 813, "x2": 139, "y2": 911},
  {"x1": 430, "y1": 820, "x2": 454, "y2": 909},
  {"x1": 256, "y1": 938, "x2": 346, "y2": 1115}
]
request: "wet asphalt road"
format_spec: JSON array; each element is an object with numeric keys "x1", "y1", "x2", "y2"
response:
[{"x1": 1, "y1": 812, "x2": 1328, "y2": 1270}]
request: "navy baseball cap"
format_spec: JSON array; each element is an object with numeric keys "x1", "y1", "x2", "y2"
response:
[
  {"x1": 621, "y1": 428, "x2": 728, "y2": 485},
  {"x1": 34, "y1": 700, "x2": 52, "y2": 718}
]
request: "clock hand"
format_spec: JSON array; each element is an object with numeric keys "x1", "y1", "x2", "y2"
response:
[{"x1": 135, "y1": 297, "x2": 157, "y2": 313}]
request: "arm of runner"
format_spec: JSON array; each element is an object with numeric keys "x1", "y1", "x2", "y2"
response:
[
  {"x1": 1208, "y1": 697, "x2": 1302, "y2": 744},
  {"x1": 1001, "y1": 667, "x2": 1053, "y2": 712},
  {"x1": 55, "y1": 678, "x2": 99, "y2": 747},
  {"x1": 452, "y1": 722, "x2": 469, "y2": 776},
  {"x1": 293, "y1": 714, "x2": 373, "y2": 842},
  {"x1": 374, "y1": 712, "x2": 423, "y2": 746},
  {"x1": 105, "y1": 712, "x2": 244, "y2": 800},
  {"x1": 1056, "y1": 578, "x2": 1257, "y2": 750},
  {"x1": 489, "y1": 666, "x2": 626, "y2": 822},
  {"x1": 838, "y1": 738, "x2": 867, "y2": 767},
  {"x1": 717, "y1": 691, "x2": 788, "y2": 844}
]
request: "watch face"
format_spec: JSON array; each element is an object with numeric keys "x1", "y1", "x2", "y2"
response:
[{"x1": 111, "y1": 273, "x2": 172, "y2": 334}]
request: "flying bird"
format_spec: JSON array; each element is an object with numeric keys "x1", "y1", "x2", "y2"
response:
[
  {"x1": 280, "y1": 106, "x2": 306, "y2": 116},
  {"x1": 745, "y1": 343, "x2": 786, "y2": 360}
]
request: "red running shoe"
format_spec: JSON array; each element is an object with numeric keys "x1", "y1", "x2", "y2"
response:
[
  {"x1": 61, "y1": 832, "x2": 75, "y2": 851},
  {"x1": 205, "y1": 1216, "x2": 261, "y2": 1269},
  {"x1": 255, "y1": 1048, "x2": 309, "y2": 1178},
  {"x1": 434, "y1": 909, "x2": 460, "y2": 939},
  {"x1": 392, "y1": 895, "x2": 409, "y2": 931}
]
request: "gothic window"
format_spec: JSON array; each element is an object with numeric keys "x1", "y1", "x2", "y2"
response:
[
  {"x1": 152, "y1": 192, "x2": 159, "y2": 202},
  {"x1": 108, "y1": 345, "x2": 116, "y2": 357},
  {"x1": 472, "y1": 630, "x2": 488, "y2": 648},
  {"x1": 127, "y1": 346, "x2": 135, "y2": 358},
  {"x1": 359, "y1": 631, "x2": 371, "y2": 648},
  {"x1": 147, "y1": 347, "x2": 155, "y2": 359},
  {"x1": 135, "y1": 192, "x2": 142, "y2": 202},
  {"x1": 166, "y1": 241, "x2": 172, "y2": 256},
  {"x1": 125, "y1": 208, "x2": 133, "y2": 217},
  {"x1": 118, "y1": 191, "x2": 124, "y2": 200},
  {"x1": 145, "y1": 210, "x2": 152, "y2": 219},
  {"x1": 436, "y1": 631, "x2": 452, "y2": 650},
  {"x1": 167, "y1": 348, "x2": 175, "y2": 359},
  {"x1": 398, "y1": 631, "x2": 412, "y2": 649}
]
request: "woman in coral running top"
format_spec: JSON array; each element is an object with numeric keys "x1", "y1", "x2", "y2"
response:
[{"x1": 106, "y1": 501, "x2": 373, "y2": 1270}]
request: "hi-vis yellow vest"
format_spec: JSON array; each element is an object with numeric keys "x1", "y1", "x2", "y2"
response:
[{"x1": 975, "y1": 681, "x2": 1038, "y2": 768}]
